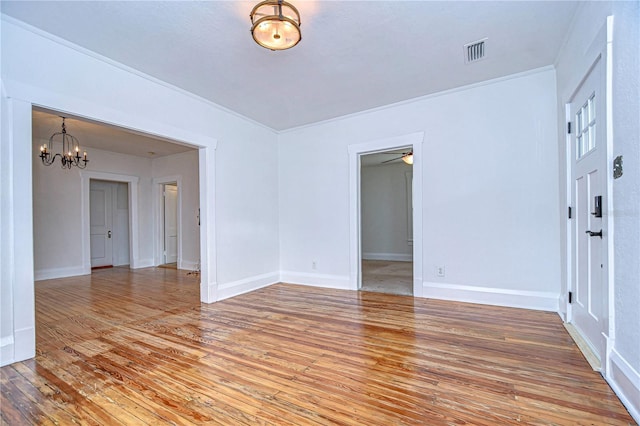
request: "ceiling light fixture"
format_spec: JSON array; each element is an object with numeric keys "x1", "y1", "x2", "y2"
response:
[
  {"x1": 402, "y1": 153, "x2": 414, "y2": 165},
  {"x1": 250, "y1": 0, "x2": 301, "y2": 51},
  {"x1": 39, "y1": 117, "x2": 89, "y2": 169}
]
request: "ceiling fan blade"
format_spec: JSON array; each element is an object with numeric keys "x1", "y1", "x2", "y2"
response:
[{"x1": 381, "y1": 156, "x2": 404, "y2": 164}]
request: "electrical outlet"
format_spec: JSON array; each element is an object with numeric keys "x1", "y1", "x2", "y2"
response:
[
  {"x1": 312, "y1": 260, "x2": 317, "y2": 270},
  {"x1": 436, "y1": 266, "x2": 445, "y2": 277}
]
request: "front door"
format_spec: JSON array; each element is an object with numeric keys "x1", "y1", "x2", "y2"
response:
[
  {"x1": 90, "y1": 180, "x2": 114, "y2": 268},
  {"x1": 570, "y1": 58, "x2": 607, "y2": 365}
]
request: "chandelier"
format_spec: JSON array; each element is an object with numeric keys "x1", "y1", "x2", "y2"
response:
[
  {"x1": 250, "y1": 0, "x2": 301, "y2": 51},
  {"x1": 39, "y1": 117, "x2": 89, "y2": 169},
  {"x1": 402, "y1": 153, "x2": 414, "y2": 165}
]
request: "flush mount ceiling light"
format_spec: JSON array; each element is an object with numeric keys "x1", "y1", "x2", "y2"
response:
[{"x1": 250, "y1": 0, "x2": 301, "y2": 51}]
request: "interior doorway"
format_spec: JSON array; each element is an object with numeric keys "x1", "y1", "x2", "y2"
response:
[
  {"x1": 348, "y1": 132, "x2": 424, "y2": 297},
  {"x1": 359, "y1": 148, "x2": 414, "y2": 295},
  {"x1": 89, "y1": 180, "x2": 130, "y2": 269},
  {"x1": 162, "y1": 183, "x2": 179, "y2": 266}
]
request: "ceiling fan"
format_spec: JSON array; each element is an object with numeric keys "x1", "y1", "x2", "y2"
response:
[{"x1": 380, "y1": 151, "x2": 413, "y2": 165}]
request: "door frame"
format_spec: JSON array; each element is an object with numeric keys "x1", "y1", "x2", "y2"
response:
[
  {"x1": 348, "y1": 132, "x2": 424, "y2": 296},
  {"x1": 153, "y1": 176, "x2": 183, "y2": 268},
  {"x1": 81, "y1": 172, "x2": 139, "y2": 273},
  {"x1": 564, "y1": 16, "x2": 615, "y2": 374},
  {"x1": 2, "y1": 86, "x2": 218, "y2": 366}
]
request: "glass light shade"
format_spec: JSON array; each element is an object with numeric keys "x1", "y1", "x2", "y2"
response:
[
  {"x1": 402, "y1": 153, "x2": 414, "y2": 165},
  {"x1": 251, "y1": 1, "x2": 301, "y2": 50}
]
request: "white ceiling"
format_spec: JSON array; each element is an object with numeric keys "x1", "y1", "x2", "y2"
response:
[
  {"x1": 2, "y1": 1, "x2": 580, "y2": 132},
  {"x1": 32, "y1": 109, "x2": 195, "y2": 159}
]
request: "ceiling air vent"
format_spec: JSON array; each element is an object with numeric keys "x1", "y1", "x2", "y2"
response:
[{"x1": 464, "y1": 38, "x2": 487, "y2": 63}]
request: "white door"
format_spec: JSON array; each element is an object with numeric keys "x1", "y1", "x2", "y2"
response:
[
  {"x1": 90, "y1": 181, "x2": 114, "y2": 268},
  {"x1": 164, "y1": 184, "x2": 178, "y2": 264},
  {"x1": 570, "y1": 59, "x2": 607, "y2": 364}
]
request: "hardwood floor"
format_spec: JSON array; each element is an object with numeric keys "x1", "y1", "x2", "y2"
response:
[{"x1": 1, "y1": 267, "x2": 634, "y2": 425}]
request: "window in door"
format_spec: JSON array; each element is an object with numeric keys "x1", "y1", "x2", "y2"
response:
[{"x1": 576, "y1": 93, "x2": 596, "y2": 159}]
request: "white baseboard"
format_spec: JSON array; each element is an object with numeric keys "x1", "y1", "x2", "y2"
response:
[
  {"x1": 422, "y1": 282, "x2": 559, "y2": 312},
  {"x1": 607, "y1": 348, "x2": 640, "y2": 423},
  {"x1": 1, "y1": 326, "x2": 36, "y2": 367},
  {"x1": 362, "y1": 252, "x2": 412, "y2": 262},
  {"x1": 35, "y1": 265, "x2": 87, "y2": 281},
  {"x1": 13, "y1": 326, "x2": 35, "y2": 366},
  {"x1": 113, "y1": 258, "x2": 130, "y2": 267},
  {"x1": 178, "y1": 259, "x2": 199, "y2": 271},
  {"x1": 217, "y1": 271, "x2": 280, "y2": 301},
  {"x1": 0, "y1": 335, "x2": 14, "y2": 367},
  {"x1": 280, "y1": 271, "x2": 351, "y2": 290},
  {"x1": 132, "y1": 258, "x2": 154, "y2": 269}
]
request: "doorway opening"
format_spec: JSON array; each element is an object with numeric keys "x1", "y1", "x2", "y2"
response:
[
  {"x1": 359, "y1": 148, "x2": 414, "y2": 295},
  {"x1": 162, "y1": 182, "x2": 178, "y2": 268},
  {"x1": 89, "y1": 179, "x2": 131, "y2": 270},
  {"x1": 348, "y1": 131, "x2": 424, "y2": 297},
  {"x1": 564, "y1": 18, "x2": 614, "y2": 373}
]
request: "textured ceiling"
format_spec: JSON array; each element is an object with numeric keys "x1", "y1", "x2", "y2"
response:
[{"x1": 3, "y1": 1, "x2": 579, "y2": 131}]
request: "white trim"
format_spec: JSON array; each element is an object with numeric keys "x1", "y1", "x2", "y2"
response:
[
  {"x1": 422, "y1": 282, "x2": 560, "y2": 312},
  {"x1": 3, "y1": 98, "x2": 36, "y2": 365},
  {"x1": 216, "y1": 272, "x2": 279, "y2": 301},
  {"x1": 607, "y1": 348, "x2": 640, "y2": 424},
  {"x1": 35, "y1": 266, "x2": 86, "y2": 281},
  {"x1": 362, "y1": 253, "x2": 412, "y2": 262},
  {"x1": 603, "y1": 15, "x2": 616, "y2": 353},
  {"x1": 13, "y1": 326, "x2": 35, "y2": 366},
  {"x1": 80, "y1": 171, "x2": 139, "y2": 273},
  {"x1": 152, "y1": 175, "x2": 183, "y2": 267},
  {"x1": 562, "y1": 100, "x2": 572, "y2": 324},
  {"x1": 198, "y1": 147, "x2": 217, "y2": 303},
  {"x1": 133, "y1": 258, "x2": 155, "y2": 269},
  {"x1": 405, "y1": 170, "x2": 413, "y2": 244},
  {"x1": 0, "y1": 336, "x2": 14, "y2": 347},
  {"x1": 348, "y1": 131, "x2": 424, "y2": 296},
  {"x1": 0, "y1": 336, "x2": 15, "y2": 367},
  {"x1": 0, "y1": 14, "x2": 276, "y2": 135},
  {"x1": 280, "y1": 271, "x2": 351, "y2": 290},
  {"x1": 178, "y1": 259, "x2": 199, "y2": 271},
  {"x1": 281, "y1": 66, "x2": 554, "y2": 134}
]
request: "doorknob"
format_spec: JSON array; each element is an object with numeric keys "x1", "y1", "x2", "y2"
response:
[
  {"x1": 585, "y1": 229, "x2": 602, "y2": 238},
  {"x1": 107, "y1": 230, "x2": 112, "y2": 239}
]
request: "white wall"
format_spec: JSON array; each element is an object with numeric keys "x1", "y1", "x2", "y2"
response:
[
  {"x1": 33, "y1": 142, "x2": 154, "y2": 279},
  {"x1": 361, "y1": 163, "x2": 412, "y2": 261},
  {"x1": 555, "y1": 2, "x2": 639, "y2": 420},
  {"x1": 151, "y1": 150, "x2": 200, "y2": 270},
  {"x1": 279, "y1": 68, "x2": 560, "y2": 310},
  {"x1": 1, "y1": 17, "x2": 280, "y2": 365}
]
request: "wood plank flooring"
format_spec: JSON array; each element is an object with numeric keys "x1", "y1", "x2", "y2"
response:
[{"x1": 1, "y1": 267, "x2": 635, "y2": 425}]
